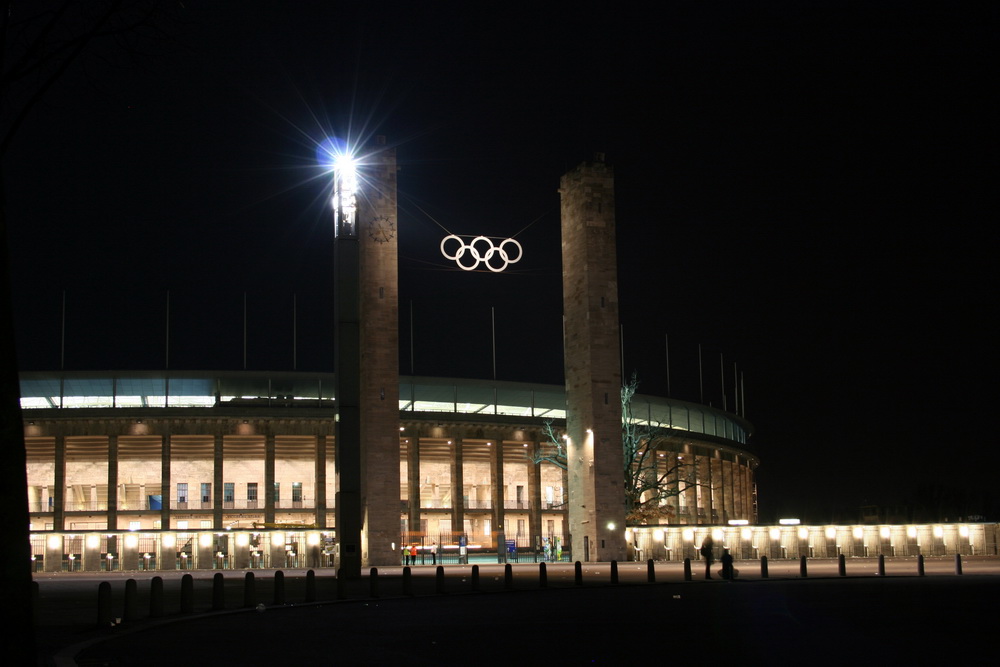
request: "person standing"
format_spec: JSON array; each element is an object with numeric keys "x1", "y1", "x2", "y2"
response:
[
  {"x1": 700, "y1": 535, "x2": 715, "y2": 579},
  {"x1": 410, "y1": 544, "x2": 418, "y2": 565},
  {"x1": 430, "y1": 541, "x2": 437, "y2": 565}
]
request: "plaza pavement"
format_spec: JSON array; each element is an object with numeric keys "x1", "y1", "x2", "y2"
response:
[{"x1": 32, "y1": 558, "x2": 1000, "y2": 666}]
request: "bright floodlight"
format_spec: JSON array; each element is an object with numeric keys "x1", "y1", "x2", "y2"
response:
[{"x1": 320, "y1": 137, "x2": 358, "y2": 238}]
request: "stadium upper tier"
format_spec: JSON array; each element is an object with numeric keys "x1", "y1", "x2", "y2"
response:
[{"x1": 18, "y1": 371, "x2": 753, "y2": 448}]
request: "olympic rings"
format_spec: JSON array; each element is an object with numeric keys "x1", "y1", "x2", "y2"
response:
[{"x1": 440, "y1": 234, "x2": 523, "y2": 272}]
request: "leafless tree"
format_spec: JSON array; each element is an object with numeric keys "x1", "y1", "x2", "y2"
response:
[{"x1": 531, "y1": 375, "x2": 696, "y2": 525}]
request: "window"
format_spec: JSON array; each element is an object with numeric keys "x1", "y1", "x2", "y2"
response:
[
  {"x1": 517, "y1": 519, "x2": 525, "y2": 536},
  {"x1": 200, "y1": 520, "x2": 211, "y2": 529},
  {"x1": 129, "y1": 521, "x2": 140, "y2": 531},
  {"x1": 177, "y1": 520, "x2": 188, "y2": 530},
  {"x1": 177, "y1": 483, "x2": 188, "y2": 504},
  {"x1": 223, "y1": 483, "x2": 234, "y2": 508},
  {"x1": 292, "y1": 482, "x2": 303, "y2": 505},
  {"x1": 201, "y1": 483, "x2": 211, "y2": 504},
  {"x1": 247, "y1": 483, "x2": 258, "y2": 501},
  {"x1": 273, "y1": 482, "x2": 280, "y2": 502},
  {"x1": 547, "y1": 520, "x2": 555, "y2": 537}
]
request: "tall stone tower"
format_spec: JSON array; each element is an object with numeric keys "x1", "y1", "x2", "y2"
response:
[
  {"x1": 335, "y1": 137, "x2": 401, "y2": 576},
  {"x1": 559, "y1": 154, "x2": 627, "y2": 562}
]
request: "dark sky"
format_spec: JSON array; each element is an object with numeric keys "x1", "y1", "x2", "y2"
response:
[{"x1": 3, "y1": 1, "x2": 994, "y2": 521}]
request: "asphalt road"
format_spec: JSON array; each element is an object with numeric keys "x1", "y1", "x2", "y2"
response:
[{"x1": 32, "y1": 557, "x2": 1000, "y2": 666}]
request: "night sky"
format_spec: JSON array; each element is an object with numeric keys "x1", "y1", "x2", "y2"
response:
[{"x1": 3, "y1": 1, "x2": 994, "y2": 522}]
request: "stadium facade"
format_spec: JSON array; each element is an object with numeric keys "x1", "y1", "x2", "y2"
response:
[{"x1": 21, "y1": 370, "x2": 759, "y2": 571}]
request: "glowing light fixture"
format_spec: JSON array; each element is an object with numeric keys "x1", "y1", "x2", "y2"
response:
[
  {"x1": 852, "y1": 526, "x2": 864, "y2": 540},
  {"x1": 797, "y1": 527, "x2": 809, "y2": 540},
  {"x1": 199, "y1": 533, "x2": 212, "y2": 548},
  {"x1": 727, "y1": 519, "x2": 749, "y2": 526},
  {"x1": 778, "y1": 518, "x2": 800, "y2": 525},
  {"x1": 879, "y1": 526, "x2": 891, "y2": 539},
  {"x1": 769, "y1": 528, "x2": 781, "y2": 540},
  {"x1": 162, "y1": 534, "x2": 176, "y2": 548},
  {"x1": 906, "y1": 526, "x2": 917, "y2": 539},
  {"x1": 825, "y1": 527, "x2": 837, "y2": 540},
  {"x1": 933, "y1": 526, "x2": 943, "y2": 538}
]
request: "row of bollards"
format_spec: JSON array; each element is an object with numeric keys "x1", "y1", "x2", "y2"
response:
[{"x1": 95, "y1": 553, "x2": 971, "y2": 627}]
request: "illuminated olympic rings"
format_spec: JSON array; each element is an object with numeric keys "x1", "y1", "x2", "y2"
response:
[{"x1": 440, "y1": 234, "x2": 523, "y2": 272}]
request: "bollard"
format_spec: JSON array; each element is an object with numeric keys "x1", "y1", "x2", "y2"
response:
[
  {"x1": 539, "y1": 562, "x2": 548, "y2": 588},
  {"x1": 304, "y1": 569, "x2": 315, "y2": 603},
  {"x1": 955, "y1": 554, "x2": 963, "y2": 575},
  {"x1": 123, "y1": 578, "x2": 139, "y2": 622},
  {"x1": 574, "y1": 561, "x2": 583, "y2": 586},
  {"x1": 610, "y1": 560, "x2": 619, "y2": 585},
  {"x1": 760, "y1": 555, "x2": 768, "y2": 579},
  {"x1": 436, "y1": 565, "x2": 446, "y2": 594},
  {"x1": 212, "y1": 572, "x2": 225, "y2": 611},
  {"x1": 403, "y1": 566, "x2": 413, "y2": 596},
  {"x1": 504, "y1": 563, "x2": 514, "y2": 590},
  {"x1": 647, "y1": 559, "x2": 655, "y2": 583},
  {"x1": 877, "y1": 554, "x2": 885, "y2": 577},
  {"x1": 97, "y1": 581, "x2": 113, "y2": 627},
  {"x1": 838, "y1": 553, "x2": 846, "y2": 577},
  {"x1": 336, "y1": 568, "x2": 347, "y2": 600},
  {"x1": 180, "y1": 574, "x2": 194, "y2": 614},
  {"x1": 243, "y1": 571, "x2": 256, "y2": 608},
  {"x1": 917, "y1": 554, "x2": 925, "y2": 577},
  {"x1": 370, "y1": 567, "x2": 379, "y2": 598},
  {"x1": 274, "y1": 570, "x2": 286, "y2": 605},
  {"x1": 799, "y1": 555, "x2": 808, "y2": 577},
  {"x1": 683, "y1": 557, "x2": 692, "y2": 581},
  {"x1": 150, "y1": 576, "x2": 164, "y2": 618},
  {"x1": 471, "y1": 564, "x2": 480, "y2": 591},
  {"x1": 32, "y1": 581, "x2": 40, "y2": 624}
]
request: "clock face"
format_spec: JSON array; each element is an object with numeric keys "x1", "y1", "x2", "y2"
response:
[{"x1": 368, "y1": 215, "x2": 395, "y2": 243}]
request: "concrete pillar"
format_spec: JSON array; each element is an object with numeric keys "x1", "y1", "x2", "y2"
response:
[
  {"x1": 407, "y1": 437, "x2": 420, "y2": 538},
  {"x1": 233, "y1": 532, "x2": 250, "y2": 569},
  {"x1": 213, "y1": 434, "x2": 223, "y2": 529},
  {"x1": 122, "y1": 533, "x2": 139, "y2": 570},
  {"x1": 491, "y1": 436, "x2": 505, "y2": 547},
  {"x1": 107, "y1": 435, "x2": 118, "y2": 529},
  {"x1": 43, "y1": 534, "x2": 62, "y2": 572},
  {"x1": 159, "y1": 533, "x2": 177, "y2": 570},
  {"x1": 451, "y1": 437, "x2": 464, "y2": 538},
  {"x1": 315, "y1": 433, "x2": 326, "y2": 527},
  {"x1": 559, "y1": 156, "x2": 626, "y2": 562},
  {"x1": 196, "y1": 532, "x2": 213, "y2": 569},
  {"x1": 264, "y1": 431, "x2": 275, "y2": 524},
  {"x1": 83, "y1": 533, "x2": 102, "y2": 571},
  {"x1": 528, "y1": 438, "x2": 541, "y2": 542},
  {"x1": 53, "y1": 434, "x2": 65, "y2": 531},
  {"x1": 160, "y1": 433, "x2": 171, "y2": 530}
]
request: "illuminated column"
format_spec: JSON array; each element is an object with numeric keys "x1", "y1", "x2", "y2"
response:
[
  {"x1": 315, "y1": 433, "x2": 327, "y2": 528},
  {"x1": 107, "y1": 435, "x2": 118, "y2": 530},
  {"x1": 213, "y1": 434, "x2": 223, "y2": 529},
  {"x1": 335, "y1": 137, "x2": 401, "y2": 575},
  {"x1": 44, "y1": 534, "x2": 62, "y2": 573},
  {"x1": 559, "y1": 155, "x2": 626, "y2": 562},
  {"x1": 491, "y1": 437, "x2": 505, "y2": 557},
  {"x1": 122, "y1": 533, "x2": 139, "y2": 570},
  {"x1": 53, "y1": 434, "x2": 65, "y2": 531},
  {"x1": 528, "y1": 438, "x2": 541, "y2": 542},
  {"x1": 451, "y1": 438, "x2": 464, "y2": 538},
  {"x1": 407, "y1": 436, "x2": 420, "y2": 538},
  {"x1": 264, "y1": 432, "x2": 275, "y2": 524},
  {"x1": 159, "y1": 532, "x2": 177, "y2": 570},
  {"x1": 161, "y1": 433, "x2": 171, "y2": 530},
  {"x1": 83, "y1": 533, "x2": 102, "y2": 571}
]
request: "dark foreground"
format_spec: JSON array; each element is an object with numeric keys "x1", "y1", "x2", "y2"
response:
[{"x1": 46, "y1": 573, "x2": 997, "y2": 666}]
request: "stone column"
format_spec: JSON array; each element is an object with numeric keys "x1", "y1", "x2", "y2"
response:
[
  {"x1": 107, "y1": 435, "x2": 118, "y2": 530},
  {"x1": 315, "y1": 432, "x2": 326, "y2": 527},
  {"x1": 528, "y1": 438, "x2": 541, "y2": 546},
  {"x1": 407, "y1": 437, "x2": 421, "y2": 538},
  {"x1": 451, "y1": 437, "x2": 464, "y2": 538},
  {"x1": 491, "y1": 436, "x2": 505, "y2": 556},
  {"x1": 213, "y1": 434, "x2": 223, "y2": 529},
  {"x1": 264, "y1": 431, "x2": 275, "y2": 524},
  {"x1": 43, "y1": 534, "x2": 62, "y2": 572},
  {"x1": 53, "y1": 434, "x2": 65, "y2": 531},
  {"x1": 559, "y1": 156, "x2": 626, "y2": 562},
  {"x1": 160, "y1": 433, "x2": 171, "y2": 530}
]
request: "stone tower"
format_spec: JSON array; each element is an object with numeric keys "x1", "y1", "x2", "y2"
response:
[
  {"x1": 559, "y1": 154, "x2": 627, "y2": 562},
  {"x1": 335, "y1": 137, "x2": 401, "y2": 576}
]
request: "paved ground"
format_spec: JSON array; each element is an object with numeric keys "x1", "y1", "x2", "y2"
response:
[{"x1": 31, "y1": 557, "x2": 1000, "y2": 666}]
